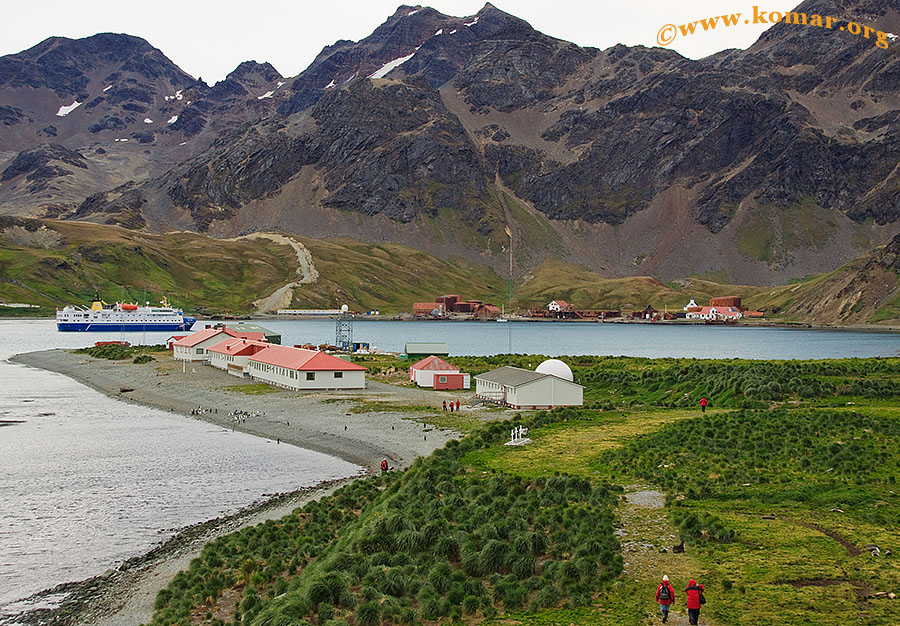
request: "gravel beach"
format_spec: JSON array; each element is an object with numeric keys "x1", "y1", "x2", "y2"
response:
[
  {"x1": 8, "y1": 349, "x2": 480, "y2": 625},
  {"x1": 12, "y1": 349, "x2": 463, "y2": 471}
]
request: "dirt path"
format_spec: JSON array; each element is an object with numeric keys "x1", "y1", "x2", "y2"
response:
[
  {"x1": 617, "y1": 486, "x2": 719, "y2": 626},
  {"x1": 229, "y1": 232, "x2": 318, "y2": 313}
]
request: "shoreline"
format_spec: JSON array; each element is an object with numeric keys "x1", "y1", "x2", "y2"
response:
[
  {"x1": 4, "y1": 478, "x2": 355, "y2": 626},
  {"x1": 6, "y1": 349, "x2": 468, "y2": 625},
  {"x1": 11, "y1": 349, "x2": 461, "y2": 472},
  {"x1": 3, "y1": 315, "x2": 900, "y2": 332}
]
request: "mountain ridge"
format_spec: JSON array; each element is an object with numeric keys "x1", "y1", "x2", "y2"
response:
[{"x1": 1, "y1": 1, "x2": 899, "y2": 289}]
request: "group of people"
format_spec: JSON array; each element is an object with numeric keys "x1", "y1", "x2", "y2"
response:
[
  {"x1": 190, "y1": 405, "x2": 216, "y2": 416},
  {"x1": 441, "y1": 399, "x2": 461, "y2": 412},
  {"x1": 656, "y1": 575, "x2": 706, "y2": 625}
]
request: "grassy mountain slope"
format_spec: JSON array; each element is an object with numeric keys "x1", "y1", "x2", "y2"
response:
[
  {"x1": 292, "y1": 237, "x2": 508, "y2": 312},
  {"x1": 0, "y1": 218, "x2": 298, "y2": 314},
  {"x1": 4, "y1": 219, "x2": 900, "y2": 325}
]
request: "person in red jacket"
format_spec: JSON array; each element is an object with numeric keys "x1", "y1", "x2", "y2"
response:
[
  {"x1": 380, "y1": 458, "x2": 389, "y2": 475},
  {"x1": 700, "y1": 397, "x2": 708, "y2": 412},
  {"x1": 685, "y1": 578, "x2": 705, "y2": 625},
  {"x1": 655, "y1": 574, "x2": 675, "y2": 623}
]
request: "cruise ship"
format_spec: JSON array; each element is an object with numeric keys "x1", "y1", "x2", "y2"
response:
[{"x1": 56, "y1": 296, "x2": 196, "y2": 332}]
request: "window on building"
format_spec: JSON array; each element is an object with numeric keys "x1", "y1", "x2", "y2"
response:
[
  {"x1": 334, "y1": 372, "x2": 343, "y2": 378},
  {"x1": 306, "y1": 372, "x2": 315, "y2": 381},
  {"x1": 439, "y1": 376, "x2": 447, "y2": 383},
  {"x1": 196, "y1": 348, "x2": 202, "y2": 354}
]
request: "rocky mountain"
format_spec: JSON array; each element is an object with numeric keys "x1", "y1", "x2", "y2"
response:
[
  {"x1": 2, "y1": 0, "x2": 900, "y2": 286},
  {"x1": 753, "y1": 232, "x2": 900, "y2": 324},
  {"x1": 0, "y1": 34, "x2": 289, "y2": 216}
]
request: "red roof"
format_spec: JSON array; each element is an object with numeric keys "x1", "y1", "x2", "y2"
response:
[
  {"x1": 551, "y1": 300, "x2": 571, "y2": 309},
  {"x1": 174, "y1": 328, "x2": 227, "y2": 347},
  {"x1": 173, "y1": 327, "x2": 264, "y2": 347},
  {"x1": 208, "y1": 337, "x2": 270, "y2": 357},
  {"x1": 410, "y1": 355, "x2": 458, "y2": 371},
  {"x1": 249, "y1": 344, "x2": 366, "y2": 371}
]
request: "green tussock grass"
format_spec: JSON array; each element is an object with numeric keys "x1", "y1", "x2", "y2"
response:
[
  {"x1": 73, "y1": 343, "x2": 167, "y2": 360},
  {"x1": 143, "y1": 355, "x2": 900, "y2": 626},
  {"x1": 222, "y1": 383, "x2": 280, "y2": 395},
  {"x1": 148, "y1": 413, "x2": 624, "y2": 626}
]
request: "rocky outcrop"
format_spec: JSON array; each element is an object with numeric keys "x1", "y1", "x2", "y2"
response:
[
  {"x1": 1, "y1": 144, "x2": 87, "y2": 182},
  {"x1": 152, "y1": 79, "x2": 492, "y2": 230}
]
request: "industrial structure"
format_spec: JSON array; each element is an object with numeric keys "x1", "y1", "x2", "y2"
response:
[
  {"x1": 335, "y1": 304, "x2": 352, "y2": 351},
  {"x1": 412, "y1": 294, "x2": 502, "y2": 319}
]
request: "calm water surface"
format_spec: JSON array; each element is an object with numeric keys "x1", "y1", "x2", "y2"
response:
[
  {"x1": 0, "y1": 321, "x2": 362, "y2": 613},
  {"x1": 242, "y1": 318, "x2": 900, "y2": 359},
  {"x1": 2, "y1": 317, "x2": 899, "y2": 613}
]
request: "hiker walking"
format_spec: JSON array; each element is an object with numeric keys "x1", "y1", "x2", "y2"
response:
[
  {"x1": 455, "y1": 399, "x2": 460, "y2": 411},
  {"x1": 380, "y1": 458, "x2": 389, "y2": 475},
  {"x1": 700, "y1": 397, "x2": 708, "y2": 413},
  {"x1": 655, "y1": 575, "x2": 675, "y2": 623},
  {"x1": 442, "y1": 400, "x2": 447, "y2": 411},
  {"x1": 685, "y1": 578, "x2": 705, "y2": 625}
]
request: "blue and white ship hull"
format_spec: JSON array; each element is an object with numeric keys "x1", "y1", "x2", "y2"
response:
[
  {"x1": 57, "y1": 320, "x2": 196, "y2": 332},
  {"x1": 56, "y1": 298, "x2": 196, "y2": 332}
]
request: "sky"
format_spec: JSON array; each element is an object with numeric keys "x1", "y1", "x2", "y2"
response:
[{"x1": 2, "y1": 0, "x2": 804, "y2": 83}]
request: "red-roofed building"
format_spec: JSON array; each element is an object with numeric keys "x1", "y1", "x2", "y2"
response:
[
  {"x1": 685, "y1": 306, "x2": 743, "y2": 321},
  {"x1": 409, "y1": 355, "x2": 470, "y2": 389},
  {"x1": 166, "y1": 335, "x2": 186, "y2": 350},
  {"x1": 412, "y1": 302, "x2": 445, "y2": 317},
  {"x1": 248, "y1": 344, "x2": 367, "y2": 390},
  {"x1": 172, "y1": 327, "x2": 266, "y2": 362},
  {"x1": 474, "y1": 304, "x2": 501, "y2": 319},
  {"x1": 548, "y1": 300, "x2": 572, "y2": 313},
  {"x1": 208, "y1": 338, "x2": 270, "y2": 377}
]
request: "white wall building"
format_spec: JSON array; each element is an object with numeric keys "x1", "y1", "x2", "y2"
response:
[
  {"x1": 409, "y1": 355, "x2": 459, "y2": 387},
  {"x1": 208, "y1": 338, "x2": 270, "y2": 377},
  {"x1": 685, "y1": 306, "x2": 742, "y2": 321},
  {"x1": 475, "y1": 362, "x2": 583, "y2": 409},
  {"x1": 172, "y1": 327, "x2": 264, "y2": 362},
  {"x1": 247, "y1": 344, "x2": 366, "y2": 390}
]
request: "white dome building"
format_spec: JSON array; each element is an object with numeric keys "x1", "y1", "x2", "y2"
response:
[
  {"x1": 535, "y1": 359, "x2": 573, "y2": 381},
  {"x1": 474, "y1": 361, "x2": 583, "y2": 409}
]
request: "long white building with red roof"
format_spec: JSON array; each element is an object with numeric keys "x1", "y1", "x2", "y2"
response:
[
  {"x1": 208, "y1": 337, "x2": 270, "y2": 377},
  {"x1": 172, "y1": 327, "x2": 265, "y2": 362},
  {"x1": 247, "y1": 344, "x2": 367, "y2": 390}
]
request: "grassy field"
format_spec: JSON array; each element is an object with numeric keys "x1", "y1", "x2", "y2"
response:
[{"x1": 141, "y1": 356, "x2": 900, "y2": 626}]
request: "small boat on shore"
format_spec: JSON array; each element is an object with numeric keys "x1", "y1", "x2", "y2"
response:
[{"x1": 57, "y1": 296, "x2": 195, "y2": 332}]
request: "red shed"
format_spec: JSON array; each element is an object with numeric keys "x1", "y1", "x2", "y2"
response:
[{"x1": 433, "y1": 372, "x2": 470, "y2": 390}]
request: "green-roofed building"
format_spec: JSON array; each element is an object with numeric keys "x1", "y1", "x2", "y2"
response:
[
  {"x1": 218, "y1": 322, "x2": 281, "y2": 344},
  {"x1": 404, "y1": 342, "x2": 448, "y2": 359}
]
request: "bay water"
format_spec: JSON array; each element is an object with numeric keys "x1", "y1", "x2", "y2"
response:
[{"x1": 2, "y1": 317, "x2": 899, "y2": 616}]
